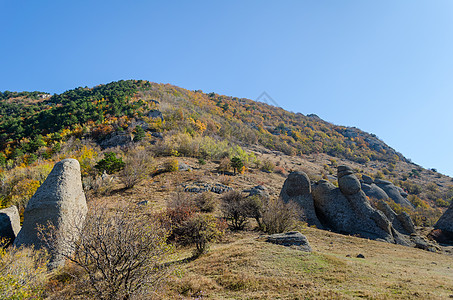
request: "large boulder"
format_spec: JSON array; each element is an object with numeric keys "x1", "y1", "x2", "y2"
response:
[
  {"x1": 434, "y1": 201, "x2": 453, "y2": 235},
  {"x1": 361, "y1": 183, "x2": 389, "y2": 201},
  {"x1": 280, "y1": 171, "x2": 323, "y2": 228},
  {"x1": 0, "y1": 206, "x2": 21, "y2": 244},
  {"x1": 374, "y1": 179, "x2": 413, "y2": 208},
  {"x1": 312, "y1": 180, "x2": 355, "y2": 233},
  {"x1": 337, "y1": 166, "x2": 361, "y2": 195},
  {"x1": 14, "y1": 159, "x2": 88, "y2": 269}
]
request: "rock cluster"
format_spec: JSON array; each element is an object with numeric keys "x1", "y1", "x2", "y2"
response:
[
  {"x1": 361, "y1": 177, "x2": 413, "y2": 208},
  {"x1": 182, "y1": 182, "x2": 233, "y2": 194},
  {"x1": 14, "y1": 159, "x2": 88, "y2": 269},
  {"x1": 281, "y1": 166, "x2": 421, "y2": 248}
]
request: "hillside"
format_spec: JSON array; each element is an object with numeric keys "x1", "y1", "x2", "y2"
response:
[
  {"x1": 1, "y1": 80, "x2": 451, "y2": 211},
  {"x1": 1, "y1": 80, "x2": 453, "y2": 299}
]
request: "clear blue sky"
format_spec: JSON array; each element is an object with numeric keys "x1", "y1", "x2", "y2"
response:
[{"x1": 1, "y1": 1, "x2": 453, "y2": 176}]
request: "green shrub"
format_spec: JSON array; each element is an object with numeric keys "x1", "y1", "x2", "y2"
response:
[
  {"x1": 95, "y1": 152, "x2": 125, "y2": 174},
  {"x1": 230, "y1": 157, "x2": 244, "y2": 174},
  {"x1": 133, "y1": 126, "x2": 146, "y2": 142},
  {"x1": 261, "y1": 159, "x2": 275, "y2": 173}
]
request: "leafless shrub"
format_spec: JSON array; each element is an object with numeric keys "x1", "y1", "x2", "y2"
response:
[
  {"x1": 39, "y1": 207, "x2": 173, "y2": 300},
  {"x1": 261, "y1": 198, "x2": 301, "y2": 234},
  {"x1": 120, "y1": 147, "x2": 154, "y2": 189},
  {"x1": 193, "y1": 192, "x2": 217, "y2": 213}
]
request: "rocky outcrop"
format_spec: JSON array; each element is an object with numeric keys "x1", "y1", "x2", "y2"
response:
[
  {"x1": 374, "y1": 179, "x2": 413, "y2": 208},
  {"x1": 376, "y1": 201, "x2": 415, "y2": 235},
  {"x1": 280, "y1": 171, "x2": 323, "y2": 228},
  {"x1": 265, "y1": 231, "x2": 312, "y2": 252},
  {"x1": 361, "y1": 183, "x2": 389, "y2": 201},
  {"x1": 100, "y1": 133, "x2": 133, "y2": 149},
  {"x1": 182, "y1": 182, "x2": 233, "y2": 194},
  {"x1": 247, "y1": 185, "x2": 270, "y2": 200},
  {"x1": 14, "y1": 159, "x2": 88, "y2": 269},
  {"x1": 0, "y1": 206, "x2": 21, "y2": 244},
  {"x1": 433, "y1": 201, "x2": 453, "y2": 241},
  {"x1": 313, "y1": 166, "x2": 395, "y2": 242},
  {"x1": 275, "y1": 165, "x2": 425, "y2": 248}
]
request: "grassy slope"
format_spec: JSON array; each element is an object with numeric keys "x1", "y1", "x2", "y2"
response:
[{"x1": 85, "y1": 156, "x2": 453, "y2": 299}]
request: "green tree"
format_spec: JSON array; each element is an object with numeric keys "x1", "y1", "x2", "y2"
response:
[
  {"x1": 230, "y1": 156, "x2": 243, "y2": 174},
  {"x1": 95, "y1": 152, "x2": 125, "y2": 174},
  {"x1": 133, "y1": 126, "x2": 145, "y2": 142}
]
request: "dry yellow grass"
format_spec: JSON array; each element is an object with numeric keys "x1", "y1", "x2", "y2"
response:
[{"x1": 162, "y1": 229, "x2": 453, "y2": 299}]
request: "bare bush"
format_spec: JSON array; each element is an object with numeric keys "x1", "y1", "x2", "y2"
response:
[
  {"x1": 120, "y1": 147, "x2": 154, "y2": 189},
  {"x1": 39, "y1": 207, "x2": 173, "y2": 300},
  {"x1": 193, "y1": 192, "x2": 217, "y2": 213},
  {"x1": 261, "y1": 198, "x2": 301, "y2": 234}
]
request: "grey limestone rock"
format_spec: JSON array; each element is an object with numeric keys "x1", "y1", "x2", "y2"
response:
[
  {"x1": 14, "y1": 159, "x2": 88, "y2": 269},
  {"x1": 338, "y1": 166, "x2": 361, "y2": 195},
  {"x1": 361, "y1": 183, "x2": 389, "y2": 201},
  {"x1": 265, "y1": 231, "x2": 312, "y2": 252},
  {"x1": 434, "y1": 201, "x2": 453, "y2": 234},
  {"x1": 374, "y1": 179, "x2": 413, "y2": 208},
  {"x1": 0, "y1": 206, "x2": 21, "y2": 244},
  {"x1": 376, "y1": 201, "x2": 415, "y2": 235},
  {"x1": 100, "y1": 133, "x2": 133, "y2": 149},
  {"x1": 147, "y1": 109, "x2": 164, "y2": 120},
  {"x1": 248, "y1": 185, "x2": 270, "y2": 200},
  {"x1": 361, "y1": 174, "x2": 374, "y2": 185},
  {"x1": 280, "y1": 171, "x2": 322, "y2": 228}
]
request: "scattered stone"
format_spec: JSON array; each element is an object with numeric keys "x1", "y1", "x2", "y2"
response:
[
  {"x1": 178, "y1": 162, "x2": 191, "y2": 171},
  {"x1": 100, "y1": 133, "x2": 133, "y2": 149},
  {"x1": 0, "y1": 206, "x2": 21, "y2": 244},
  {"x1": 151, "y1": 132, "x2": 164, "y2": 139},
  {"x1": 14, "y1": 159, "x2": 88, "y2": 269},
  {"x1": 280, "y1": 171, "x2": 323, "y2": 228},
  {"x1": 137, "y1": 200, "x2": 149, "y2": 206},
  {"x1": 147, "y1": 109, "x2": 164, "y2": 120},
  {"x1": 265, "y1": 231, "x2": 312, "y2": 252},
  {"x1": 182, "y1": 182, "x2": 233, "y2": 194},
  {"x1": 356, "y1": 254, "x2": 365, "y2": 258},
  {"x1": 247, "y1": 185, "x2": 270, "y2": 200}
]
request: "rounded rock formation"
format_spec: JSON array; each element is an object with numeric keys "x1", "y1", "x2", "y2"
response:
[
  {"x1": 338, "y1": 166, "x2": 361, "y2": 195},
  {"x1": 280, "y1": 171, "x2": 322, "y2": 228},
  {"x1": 14, "y1": 159, "x2": 88, "y2": 269}
]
